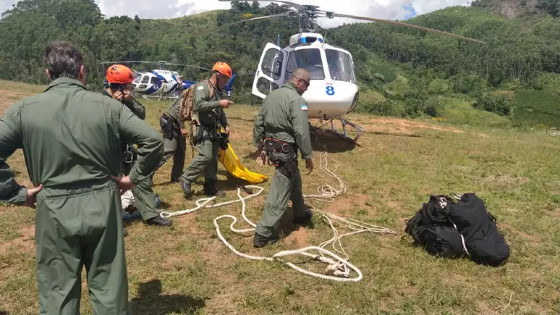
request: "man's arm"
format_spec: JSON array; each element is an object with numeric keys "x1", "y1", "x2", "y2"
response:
[
  {"x1": 125, "y1": 96, "x2": 146, "y2": 120},
  {"x1": 119, "y1": 109, "x2": 163, "y2": 185},
  {"x1": 291, "y1": 98, "x2": 313, "y2": 160},
  {"x1": 0, "y1": 106, "x2": 28, "y2": 204},
  {"x1": 253, "y1": 103, "x2": 266, "y2": 147}
]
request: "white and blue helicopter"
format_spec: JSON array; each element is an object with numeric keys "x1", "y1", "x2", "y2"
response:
[
  {"x1": 103, "y1": 61, "x2": 236, "y2": 99},
  {"x1": 220, "y1": 0, "x2": 484, "y2": 141}
]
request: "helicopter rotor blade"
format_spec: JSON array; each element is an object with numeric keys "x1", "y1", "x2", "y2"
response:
[
  {"x1": 219, "y1": 0, "x2": 304, "y2": 11},
  {"x1": 230, "y1": 12, "x2": 292, "y2": 24},
  {"x1": 325, "y1": 12, "x2": 485, "y2": 44},
  {"x1": 164, "y1": 63, "x2": 212, "y2": 71},
  {"x1": 100, "y1": 61, "x2": 211, "y2": 71}
]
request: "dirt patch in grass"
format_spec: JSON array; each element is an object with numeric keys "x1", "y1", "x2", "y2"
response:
[
  {"x1": 0, "y1": 90, "x2": 30, "y2": 115},
  {"x1": 324, "y1": 193, "x2": 372, "y2": 217},
  {"x1": 364, "y1": 117, "x2": 464, "y2": 134},
  {"x1": 0, "y1": 225, "x2": 35, "y2": 256}
]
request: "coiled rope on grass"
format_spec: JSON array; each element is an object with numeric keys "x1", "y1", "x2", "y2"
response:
[{"x1": 159, "y1": 151, "x2": 396, "y2": 281}]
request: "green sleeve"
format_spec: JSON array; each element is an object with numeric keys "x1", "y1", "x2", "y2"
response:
[
  {"x1": 119, "y1": 109, "x2": 163, "y2": 185},
  {"x1": 291, "y1": 98, "x2": 313, "y2": 160},
  {"x1": 194, "y1": 82, "x2": 220, "y2": 113},
  {"x1": 253, "y1": 103, "x2": 265, "y2": 147},
  {"x1": 0, "y1": 104, "x2": 28, "y2": 204},
  {"x1": 125, "y1": 97, "x2": 146, "y2": 120}
]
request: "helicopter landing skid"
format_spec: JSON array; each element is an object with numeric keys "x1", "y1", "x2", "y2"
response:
[
  {"x1": 141, "y1": 94, "x2": 180, "y2": 100},
  {"x1": 321, "y1": 118, "x2": 364, "y2": 143}
]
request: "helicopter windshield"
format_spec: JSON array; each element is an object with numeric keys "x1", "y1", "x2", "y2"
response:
[
  {"x1": 325, "y1": 49, "x2": 355, "y2": 83},
  {"x1": 286, "y1": 48, "x2": 325, "y2": 81}
]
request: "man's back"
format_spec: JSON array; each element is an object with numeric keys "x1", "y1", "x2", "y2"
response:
[
  {"x1": 254, "y1": 82, "x2": 312, "y2": 159},
  {"x1": 5, "y1": 78, "x2": 130, "y2": 189}
]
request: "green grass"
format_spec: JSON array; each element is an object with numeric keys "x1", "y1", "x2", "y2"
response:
[
  {"x1": 513, "y1": 89, "x2": 560, "y2": 128},
  {"x1": 1, "y1": 84, "x2": 560, "y2": 314}
]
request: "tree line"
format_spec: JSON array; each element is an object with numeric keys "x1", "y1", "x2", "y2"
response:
[{"x1": 0, "y1": 0, "x2": 559, "y2": 121}]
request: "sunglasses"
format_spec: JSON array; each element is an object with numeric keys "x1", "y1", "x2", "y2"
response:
[{"x1": 296, "y1": 77, "x2": 310, "y2": 87}]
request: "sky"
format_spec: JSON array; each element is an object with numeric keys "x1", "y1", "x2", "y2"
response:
[{"x1": 0, "y1": 0, "x2": 472, "y2": 27}]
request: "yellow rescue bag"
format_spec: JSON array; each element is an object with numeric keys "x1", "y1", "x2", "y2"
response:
[{"x1": 218, "y1": 143, "x2": 267, "y2": 184}]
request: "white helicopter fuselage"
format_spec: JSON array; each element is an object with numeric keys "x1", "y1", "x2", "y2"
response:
[
  {"x1": 253, "y1": 33, "x2": 359, "y2": 120},
  {"x1": 132, "y1": 70, "x2": 183, "y2": 96}
]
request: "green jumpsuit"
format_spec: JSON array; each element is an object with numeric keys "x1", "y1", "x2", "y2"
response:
[
  {"x1": 157, "y1": 97, "x2": 186, "y2": 181},
  {"x1": 253, "y1": 82, "x2": 313, "y2": 238},
  {"x1": 102, "y1": 90, "x2": 160, "y2": 221},
  {"x1": 179, "y1": 80, "x2": 228, "y2": 194},
  {"x1": 0, "y1": 77, "x2": 163, "y2": 314}
]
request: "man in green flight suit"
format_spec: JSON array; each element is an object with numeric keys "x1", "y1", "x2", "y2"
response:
[
  {"x1": 180, "y1": 62, "x2": 234, "y2": 199},
  {"x1": 0, "y1": 41, "x2": 163, "y2": 313},
  {"x1": 252, "y1": 68, "x2": 315, "y2": 247},
  {"x1": 157, "y1": 95, "x2": 186, "y2": 182},
  {"x1": 103, "y1": 64, "x2": 172, "y2": 227}
]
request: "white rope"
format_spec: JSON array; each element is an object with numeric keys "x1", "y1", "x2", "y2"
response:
[
  {"x1": 303, "y1": 151, "x2": 347, "y2": 202},
  {"x1": 159, "y1": 185, "x2": 264, "y2": 218},
  {"x1": 213, "y1": 188, "x2": 365, "y2": 282},
  {"x1": 163, "y1": 151, "x2": 395, "y2": 282}
]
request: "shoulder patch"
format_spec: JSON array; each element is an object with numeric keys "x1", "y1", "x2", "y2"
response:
[
  {"x1": 301, "y1": 104, "x2": 308, "y2": 111},
  {"x1": 197, "y1": 85, "x2": 204, "y2": 90}
]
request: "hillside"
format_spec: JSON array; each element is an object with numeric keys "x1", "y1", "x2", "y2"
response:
[
  {"x1": 0, "y1": 0, "x2": 560, "y2": 127},
  {"x1": 472, "y1": 0, "x2": 541, "y2": 18},
  {"x1": 0, "y1": 80, "x2": 559, "y2": 313}
]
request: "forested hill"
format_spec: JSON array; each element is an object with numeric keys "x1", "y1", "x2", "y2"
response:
[{"x1": 1, "y1": 0, "x2": 559, "y2": 127}]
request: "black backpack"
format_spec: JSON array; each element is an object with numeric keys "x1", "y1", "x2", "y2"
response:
[
  {"x1": 406, "y1": 193, "x2": 510, "y2": 266},
  {"x1": 405, "y1": 195, "x2": 466, "y2": 258}
]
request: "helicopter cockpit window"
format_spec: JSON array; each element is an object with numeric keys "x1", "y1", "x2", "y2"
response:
[
  {"x1": 325, "y1": 49, "x2": 356, "y2": 83},
  {"x1": 140, "y1": 75, "x2": 149, "y2": 84},
  {"x1": 260, "y1": 48, "x2": 283, "y2": 81},
  {"x1": 286, "y1": 49, "x2": 325, "y2": 81},
  {"x1": 150, "y1": 76, "x2": 159, "y2": 84}
]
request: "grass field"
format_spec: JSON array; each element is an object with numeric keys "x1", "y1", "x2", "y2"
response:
[{"x1": 0, "y1": 80, "x2": 559, "y2": 314}]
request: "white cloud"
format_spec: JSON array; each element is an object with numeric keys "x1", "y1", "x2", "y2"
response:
[{"x1": 2, "y1": 0, "x2": 470, "y2": 25}]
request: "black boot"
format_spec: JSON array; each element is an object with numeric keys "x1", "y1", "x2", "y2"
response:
[
  {"x1": 146, "y1": 216, "x2": 173, "y2": 227},
  {"x1": 253, "y1": 233, "x2": 279, "y2": 248},
  {"x1": 180, "y1": 178, "x2": 192, "y2": 199},
  {"x1": 203, "y1": 180, "x2": 226, "y2": 197},
  {"x1": 294, "y1": 210, "x2": 313, "y2": 227}
]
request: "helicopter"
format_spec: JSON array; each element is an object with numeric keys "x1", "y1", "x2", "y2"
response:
[
  {"x1": 102, "y1": 61, "x2": 217, "y2": 99},
  {"x1": 219, "y1": 0, "x2": 484, "y2": 141}
]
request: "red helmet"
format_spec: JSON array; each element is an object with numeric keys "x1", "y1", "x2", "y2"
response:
[
  {"x1": 212, "y1": 62, "x2": 232, "y2": 78},
  {"x1": 106, "y1": 64, "x2": 134, "y2": 84}
]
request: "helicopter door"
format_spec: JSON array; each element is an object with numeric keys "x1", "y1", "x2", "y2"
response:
[{"x1": 252, "y1": 43, "x2": 286, "y2": 99}]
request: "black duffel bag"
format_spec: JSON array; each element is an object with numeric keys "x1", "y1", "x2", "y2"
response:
[
  {"x1": 406, "y1": 193, "x2": 509, "y2": 266},
  {"x1": 448, "y1": 193, "x2": 510, "y2": 266}
]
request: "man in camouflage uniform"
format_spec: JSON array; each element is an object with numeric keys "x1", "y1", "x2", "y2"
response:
[
  {"x1": 0, "y1": 41, "x2": 163, "y2": 314},
  {"x1": 180, "y1": 62, "x2": 234, "y2": 198},
  {"x1": 103, "y1": 64, "x2": 172, "y2": 227},
  {"x1": 157, "y1": 96, "x2": 186, "y2": 182},
  {"x1": 252, "y1": 68, "x2": 314, "y2": 248}
]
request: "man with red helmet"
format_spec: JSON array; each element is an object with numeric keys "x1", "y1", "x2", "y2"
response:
[
  {"x1": 179, "y1": 61, "x2": 234, "y2": 198},
  {"x1": 104, "y1": 64, "x2": 172, "y2": 227}
]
